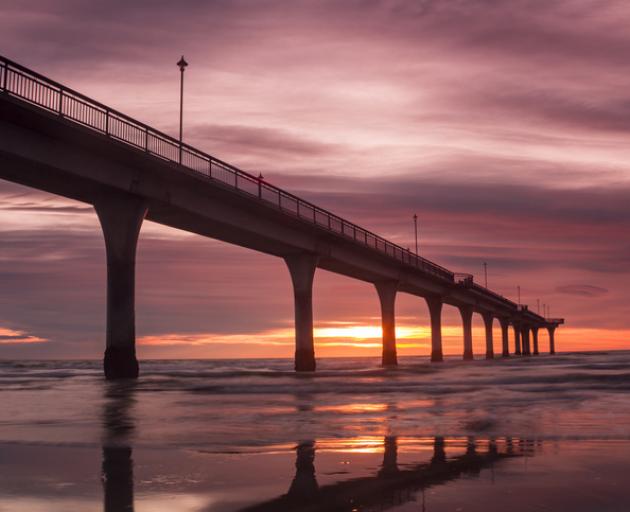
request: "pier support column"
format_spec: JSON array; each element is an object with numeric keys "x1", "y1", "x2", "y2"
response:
[
  {"x1": 425, "y1": 297, "x2": 443, "y2": 362},
  {"x1": 95, "y1": 193, "x2": 147, "y2": 380},
  {"x1": 532, "y1": 327, "x2": 539, "y2": 355},
  {"x1": 375, "y1": 281, "x2": 398, "y2": 367},
  {"x1": 499, "y1": 318, "x2": 510, "y2": 357},
  {"x1": 285, "y1": 254, "x2": 318, "y2": 372},
  {"x1": 459, "y1": 305, "x2": 474, "y2": 360},
  {"x1": 548, "y1": 326, "x2": 556, "y2": 354},
  {"x1": 482, "y1": 313, "x2": 494, "y2": 359},
  {"x1": 513, "y1": 323, "x2": 522, "y2": 355},
  {"x1": 522, "y1": 325, "x2": 531, "y2": 355}
]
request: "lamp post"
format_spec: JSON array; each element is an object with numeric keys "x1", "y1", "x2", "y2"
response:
[
  {"x1": 517, "y1": 285, "x2": 521, "y2": 306},
  {"x1": 413, "y1": 213, "x2": 418, "y2": 255},
  {"x1": 177, "y1": 55, "x2": 188, "y2": 163},
  {"x1": 483, "y1": 262, "x2": 488, "y2": 288}
]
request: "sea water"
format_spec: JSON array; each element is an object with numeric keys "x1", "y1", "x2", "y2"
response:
[{"x1": 2, "y1": 352, "x2": 630, "y2": 511}]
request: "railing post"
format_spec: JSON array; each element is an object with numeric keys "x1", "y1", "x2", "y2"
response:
[
  {"x1": 144, "y1": 127, "x2": 149, "y2": 152},
  {"x1": 58, "y1": 88, "x2": 64, "y2": 116},
  {"x1": 1, "y1": 63, "x2": 7, "y2": 91},
  {"x1": 105, "y1": 108, "x2": 110, "y2": 136}
]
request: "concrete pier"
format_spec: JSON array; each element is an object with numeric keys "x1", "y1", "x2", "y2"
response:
[
  {"x1": 548, "y1": 326, "x2": 556, "y2": 354},
  {"x1": 285, "y1": 254, "x2": 318, "y2": 372},
  {"x1": 499, "y1": 318, "x2": 510, "y2": 357},
  {"x1": 459, "y1": 305, "x2": 474, "y2": 360},
  {"x1": 0, "y1": 56, "x2": 565, "y2": 377},
  {"x1": 426, "y1": 297, "x2": 444, "y2": 362},
  {"x1": 482, "y1": 313, "x2": 494, "y2": 359},
  {"x1": 513, "y1": 324, "x2": 522, "y2": 355},
  {"x1": 532, "y1": 327, "x2": 539, "y2": 355},
  {"x1": 95, "y1": 193, "x2": 147, "y2": 380},
  {"x1": 375, "y1": 281, "x2": 398, "y2": 367}
]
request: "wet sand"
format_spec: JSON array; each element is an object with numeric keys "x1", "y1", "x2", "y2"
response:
[{"x1": 2, "y1": 352, "x2": 630, "y2": 511}]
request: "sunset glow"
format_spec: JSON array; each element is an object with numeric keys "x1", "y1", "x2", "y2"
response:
[{"x1": 0, "y1": 0, "x2": 628, "y2": 360}]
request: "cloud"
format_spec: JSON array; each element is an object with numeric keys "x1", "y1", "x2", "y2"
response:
[
  {"x1": 1, "y1": 0, "x2": 630, "y2": 357},
  {"x1": 556, "y1": 285, "x2": 609, "y2": 298}
]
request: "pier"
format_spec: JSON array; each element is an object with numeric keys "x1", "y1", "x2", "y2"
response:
[{"x1": 0, "y1": 56, "x2": 564, "y2": 378}]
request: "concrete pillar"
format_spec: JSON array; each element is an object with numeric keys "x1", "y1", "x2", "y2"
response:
[
  {"x1": 285, "y1": 254, "x2": 318, "y2": 372},
  {"x1": 425, "y1": 297, "x2": 443, "y2": 362},
  {"x1": 499, "y1": 318, "x2": 510, "y2": 357},
  {"x1": 532, "y1": 327, "x2": 539, "y2": 355},
  {"x1": 94, "y1": 193, "x2": 147, "y2": 380},
  {"x1": 548, "y1": 326, "x2": 556, "y2": 354},
  {"x1": 522, "y1": 325, "x2": 531, "y2": 355},
  {"x1": 513, "y1": 323, "x2": 522, "y2": 355},
  {"x1": 459, "y1": 305, "x2": 474, "y2": 360},
  {"x1": 482, "y1": 313, "x2": 494, "y2": 359},
  {"x1": 375, "y1": 281, "x2": 398, "y2": 367}
]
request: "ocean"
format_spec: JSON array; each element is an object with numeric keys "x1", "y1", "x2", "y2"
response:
[{"x1": 2, "y1": 351, "x2": 630, "y2": 511}]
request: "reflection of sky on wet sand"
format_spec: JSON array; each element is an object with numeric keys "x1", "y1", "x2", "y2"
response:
[
  {"x1": 4, "y1": 354, "x2": 630, "y2": 510},
  {"x1": 3, "y1": 436, "x2": 630, "y2": 511}
]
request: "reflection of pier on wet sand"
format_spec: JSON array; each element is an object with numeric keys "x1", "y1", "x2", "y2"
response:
[{"x1": 238, "y1": 436, "x2": 530, "y2": 512}]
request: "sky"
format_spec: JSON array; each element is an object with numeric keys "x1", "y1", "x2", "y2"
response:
[{"x1": 0, "y1": 0, "x2": 629, "y2": 360}]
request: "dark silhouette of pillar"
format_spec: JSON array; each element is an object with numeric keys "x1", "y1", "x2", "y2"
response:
[
  {"x1": 285, "y1": 254, "x2": 318, "y2": 372},
  {"x1": 431, "y1": 436, "x2": 446, "y2": 465},
  {"x1": 378, "y1": 436, "x2": 399, "y2": 477},
  {"x1": 522, "y1": 325, "x2": 531, "y2": 356},
  {"x1": 532, "y1": 327, "x2": 539, "y2": 355},
  {"x1": 482, "y1": 312, "x2": 494, "y2": 359},
  {"x1": 548, "y1": 325, "x2": 556, "y2": 354},
  {"x1": 506, "y1": 436, "x2": 514, "y2": 455},
  {"x1": 102, "y1": 446, "x2": 134, "y2": 512},
  {"x1": 102, "y1": 381, "x2": 136, "y2": 512},
  {"x1": 426, "y1": 297, "x2": 443, "y2": 362},
  {"x1": 375, "y1": 281, "x2": 398, "y2": 367},
  {"x1": 459, "y1": 305, "x2": 474, "y2": 360},
  {"x1": 488, "y1": 438, "x2": 498, "y2": 456},
  {"x1": 95, "y1": 193, "x2": 147, "y2": 380},
  {"x1": 513, "y1": 323, "x2": 522, "y2": 355},
  {"x1": 287, "y1": 441, "x2": 319, "y2": 500},
  {"x1": 499, "y1": 318, "x2": 510, "y2": 357}
]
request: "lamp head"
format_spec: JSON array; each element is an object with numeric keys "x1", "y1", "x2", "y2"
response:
[{"x1": 177, "y1": 56, "x2": 188, "y2": 71}]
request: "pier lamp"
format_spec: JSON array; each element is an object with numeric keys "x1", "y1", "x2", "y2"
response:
[
  {"x1": 177, "y1": 55, "x2": 188, "y2": 162},
  {"x1": 413, "y1": 214, "x2": 418, "y2": 254}
]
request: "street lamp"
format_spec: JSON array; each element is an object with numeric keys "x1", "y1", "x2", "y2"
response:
[
  {"x1": 177, "y1": 55, "x2": 188, "y2": 163},
  {"x1": 483, "y1": 262, "x2": 488, "y2": 288},
  {"x1": 413, "y1": 213, "x2": 418, "y2": 255}
]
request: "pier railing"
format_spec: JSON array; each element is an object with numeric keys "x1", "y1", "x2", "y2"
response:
[{"x1": 0, "y1": 55, "x2": 455, "y2": 282}]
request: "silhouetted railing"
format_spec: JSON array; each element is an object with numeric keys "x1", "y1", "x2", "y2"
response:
[{"x1": 0, "y1": 55, "x2": 456, "y2": 282}]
